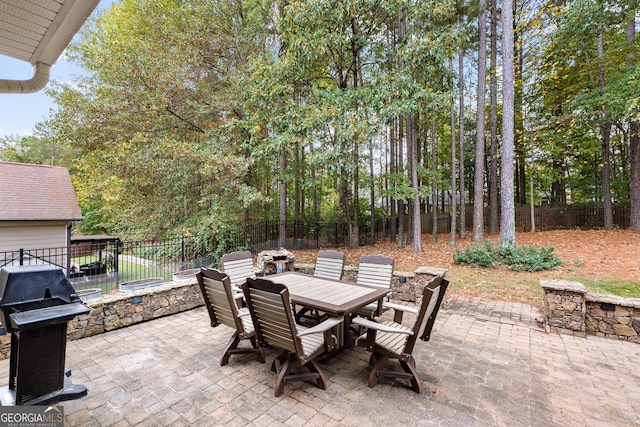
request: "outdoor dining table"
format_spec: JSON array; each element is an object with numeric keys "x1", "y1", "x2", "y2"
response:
[{"x1": 267, "y1": 271, "x2": 389, "y2": 349}]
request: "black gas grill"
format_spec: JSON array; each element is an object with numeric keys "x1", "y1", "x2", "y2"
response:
[{"x1": 0, "y1": 265, "x2": 90, "y2": 405}]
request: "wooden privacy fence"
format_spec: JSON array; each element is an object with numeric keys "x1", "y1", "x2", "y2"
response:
[{"x1": 462, "y1": 204, "x2": 630, "y2": 232}]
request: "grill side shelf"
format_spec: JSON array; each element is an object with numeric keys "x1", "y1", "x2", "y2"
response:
[{"x1": 9, "y1": 303, "x2": 90, "y2": 331}]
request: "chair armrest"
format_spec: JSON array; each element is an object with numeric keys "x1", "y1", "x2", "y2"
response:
[
  {"x1": 352, "y1": 317, "x2": 414, "y2": 335},
  {"x1": 297, "y1": 316, "x2": 343, "y2": 337},
  {"x1": 383, "y1": 301, "x2": 418, "y2": 315}
]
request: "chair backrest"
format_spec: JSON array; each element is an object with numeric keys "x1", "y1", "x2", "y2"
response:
[
  {"x1": 404, "y1": 276, "x2": 449, "y2": 354},
  {"x1": 356, "y1": 255, "x2": 394, "y2": 289},
  {"x1": 314, "y1": 250, "x2": 345, "y2": 281},
  {"x1": 243, "y1": 277, "x2": 301, "y2": 356},
  {"x1": 220, "y1": 251, "x2": 256, "y2": 287},
  {"x1": 196, "y1": 268, "x2": 246, "y2": 333}
]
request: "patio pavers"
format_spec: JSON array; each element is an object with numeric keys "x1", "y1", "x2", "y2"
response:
[{"x1": 1, "y1": 297, "x2": 638, "y2": 426}]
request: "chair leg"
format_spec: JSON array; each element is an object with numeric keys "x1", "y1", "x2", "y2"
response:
[
  {"x1": 400, "y1": 357, "x2": 423, "y2": 394},
  {"x1": 304, "y1": 359, "x2": 327, "y2": 390},
  {"x1": 273, "y1": 352, "x2": 295, "y2": 397},
  {"x1": 220, "y1": 332, "x2": 241, "y2": 366},
  {"x1": 271, "y1": 350, "x2": 289, "y2": 373},
  {"x1": 368, "y1": 353, "x2": 388, "y2": 388},
  {"x1": 250, "y1": 336, "x2": 266, "y2": 363}
]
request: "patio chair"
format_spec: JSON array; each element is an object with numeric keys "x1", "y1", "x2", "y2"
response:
[
  {"x1": 243, "y1": 277, "x2": 343, "y2": 397},
  {"x1": 352, "y1": 275, "x2": 449, "y2": 393},
  {"x1": 352, "y1": 255, "x2": 395, "y2": 318},
  {"x1": 295, "y1": 250, "x2": 346, "y2": 324},
  {"x1": 220, "y1": 250, "x2": 256, "y2": 300},
  {"x1": 314, "y1": 249, "x2": 346, "y2": 280},
  {"x1": 196, "y1": 268, "x2": 265, "y2": 366}
]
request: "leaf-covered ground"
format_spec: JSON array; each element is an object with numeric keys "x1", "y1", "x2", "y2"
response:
[{"x1": 292, "y1": 229, "x2": 640, "y2": 306}]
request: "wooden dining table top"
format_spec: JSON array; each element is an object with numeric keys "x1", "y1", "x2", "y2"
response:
[{"x1": 267, "y1": 271, "x2": 388, "y2": 316}]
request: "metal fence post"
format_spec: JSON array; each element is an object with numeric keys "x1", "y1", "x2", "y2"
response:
[
  {"x1": 181, "y1": 235, "x2": 185, "y2": 269},
  {"x1": 114, "y1": 239, "x2": 119, "y2": 286}
]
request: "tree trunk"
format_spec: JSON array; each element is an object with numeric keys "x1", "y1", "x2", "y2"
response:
[
  {"x1": 294, "y1": 143, "x2": 301, "y2": 238},
  {"x1": 450, "y1": 59, "x2": 457, "y2": 246},
  {"x1": 598, "y1": 29, "x2": 613, "y2": 230},
  {"x1": 628, "y1": 14, "x2": 640, "y2": 229},
  {"x1": 458, "y1": 17, "x2": 466, "y2": 239},
  {"x1": 409, "y1": 113, "x2": 422, "y2": 252},
  {"x1": 398, "y1": 117, "x2": 405, "y2": 248},
  {"x1": 275, "y1": 2, "x2": 287, "y2": 248},
  {"x1": 489, "y1": 0, "x2": 499, "y2": 234},
  {"x1": 279, "y1": 145, "x2": 287, "y2": 248},
  {"x1": 500, "y1": 0, "x2": 516, "y2": 247},
  {"x1": 473, "y1": 0, "x2": 487, "y2": 242},
  {"x1": 390, "y1": 122, "x2": 397, "y2": 241},
  {"x1": 514, "y1": 10, "x2": 526, "y2": 206},
  {"x1": 431, "y1": 118, "x2": 438, "y2": 242},
  {"x1": 551, "y1": 159, "x2": 567, "y2": 203},
  {"x1": 369, "y1": 137, "x2": 376, "y2": 243}
]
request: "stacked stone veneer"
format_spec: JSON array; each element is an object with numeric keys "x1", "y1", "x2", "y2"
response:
[
  {"x1": 540, "y1": 279, "x2": 640, "y2": 343},
  {"x1": 0, "y1": 280, "x2": 204, "y2": 359},
  {"x1": 294, "y1": 263, "x2": 447, "y2": 303}
]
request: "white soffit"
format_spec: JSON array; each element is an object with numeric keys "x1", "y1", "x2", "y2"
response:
[{"x1": 0, "y1": 0, "x2": 100, "y2": 93}]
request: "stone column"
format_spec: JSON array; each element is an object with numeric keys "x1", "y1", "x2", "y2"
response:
[{"x1": 540, "y1": 279, "x2": 587, "y2": 337}]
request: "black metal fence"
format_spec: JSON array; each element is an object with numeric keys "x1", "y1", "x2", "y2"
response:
[
  {"x1": 0, "y1": 206, "x2": 630, "y2": 293},
  {"x1": 0, "y1": 220, "x2": 390, "y2": 294}
]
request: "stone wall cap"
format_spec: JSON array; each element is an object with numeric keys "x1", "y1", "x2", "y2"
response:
[
  {"x1": 394, "y1": 271, "x2": 414, "y2": 278},
  {"x1": 414, "y1": 267, "x2": 448, "y2": 277},
  {"x1": 540, "y1": 279, "x2": 587, "y2": 293},
  {"x1": 586, "y1": 293, "x2": 640, "y2": 308}
]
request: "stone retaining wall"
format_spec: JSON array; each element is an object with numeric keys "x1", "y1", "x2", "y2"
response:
[
  {"x1": 540, "y1": 279, "x2": 640, "y2": 343},
  {"x1": 0, "y1": 280, "x2": 204, "y2": 359}
]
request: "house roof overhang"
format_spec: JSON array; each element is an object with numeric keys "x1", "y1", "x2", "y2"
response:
[{"x1": 0, "y1": 0, "x2": 100, "y2": 94}]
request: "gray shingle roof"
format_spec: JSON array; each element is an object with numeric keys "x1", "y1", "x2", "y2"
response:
[{"x1": 0, "y1": 162, "x2": 82, "y2": 221}]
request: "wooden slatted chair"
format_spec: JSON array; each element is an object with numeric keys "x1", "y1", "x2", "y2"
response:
[
  {"x1": 244, "y1": 277, "x2": 343, "y2": 397},
  {"x1": 352, "y1": 275, "x2": 449, "y2": 393},
  {"x1": 295, "y1": 250, "x2": 346, "y2": 324},
  {"x1": 220, "y1": 250, "x2": 256, "y2": 300},
  {"x1": 314, "y1": 249, "x2": 345, "y2": 280},
  {"x1": 196, "y1": 269, "x2": 265, "y2": 366},
  {"x1": 352, "y1": 255, "x2": 395, "y2": 318}
]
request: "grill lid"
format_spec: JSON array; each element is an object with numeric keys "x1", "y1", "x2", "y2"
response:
[{"x1": 0, "y1": 265, "x2": 81, "y2": 309}]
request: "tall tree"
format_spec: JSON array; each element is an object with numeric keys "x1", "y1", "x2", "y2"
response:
[
  {"x1": 458, "y1": 10, "x2": 466, "y2": 239},
  {"x1": 500, "y1": 0, "x2": 516, "y2": 247},
  {"x1": 598, "y1": 22, "x2": 614, "y2": 230},
  {"x1": 409, "y1": 113, "x2": 422, "y2": 252},
  {"x1": 489, "y1": 0, "x2": 499, "y2": 234},
  {"x1": 627, "y1": 10, "x2": 640, "y2": 229},
  {"x1": 450, "y1": 58, "x2": 458, "y2": 246},
  {"x1": 473, "y1": 0, "x2": 488, "y2": 242}
]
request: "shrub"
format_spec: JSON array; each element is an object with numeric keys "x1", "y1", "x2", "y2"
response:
[
  {"x1": 505, "y1": 246, "x2": 563, "y2": 272},
  {"x1": 453, "y1": 242, "x2": 496, "y2": 268},
  {"x1": 453, "y1": 242, "x2": 562, "y2": 272}
]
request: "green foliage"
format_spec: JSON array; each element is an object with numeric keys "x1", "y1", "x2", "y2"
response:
[
  {"x1": 454, "y1": 242, "x2": 563, "y2": 272},
  {"x1": 452, "y1": 242, "x2": 496, "y2": 268}
]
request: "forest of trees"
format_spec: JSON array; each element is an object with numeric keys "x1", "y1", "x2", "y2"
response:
[{"x1": 1, "y1": 0, "x2": 639, "y2": 250}]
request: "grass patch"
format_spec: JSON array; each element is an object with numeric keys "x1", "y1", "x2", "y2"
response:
[
  {"x1": 445, "y1": 265, "x2": 544, "y2": 307},
  {"x1": 72, "y1": 256, "x2": 173, "y2": 283},
  {"x1": 560, "y1": 276, "x2": 640, "y2": 298}
]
